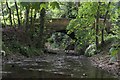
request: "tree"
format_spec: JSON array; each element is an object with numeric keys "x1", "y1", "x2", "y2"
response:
[
  {"x1": 67, "y1": 2, "x2": 98, "y2": 52},
  {"x1": 25, "y1": 5, "x2": 30, "y2": 31},
  {"x1": 12, "y1": 11, "x2": 16, "y2": 26},
  {"x1": 6, "y1": 1, "x2": 12, "y2": 26},
  {"x1": 1, "y1": 2, "x2": 6, "y2": 26},
  {"x1": 67, "y1": 2, "x2": 117, "y2": 52},
  {"x1": 14, "y1": 0, "x2": 21, "y2": 27},
  {"x1": 37, "y1": 8, "x2": 46, "y2": 49},
  {"x1": 96, "y1": 2, "x2": 100, "y2": 50},
  {"x1": 20, "y1": 2, "x2": 30, "y2": 30},
  {"x1": 101, "y1": 2, "x2": 111, "y2": 46},
  {"x1": 36, "y1": 2, "x2": 60, "y2": 50}
]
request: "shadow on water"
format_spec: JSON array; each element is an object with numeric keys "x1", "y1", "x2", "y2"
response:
[{"x1": 1, "y1": 54, "x2": 118, "y2": 79}]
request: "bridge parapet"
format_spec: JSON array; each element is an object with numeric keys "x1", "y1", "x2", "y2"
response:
[
  {"x1": 45, "y1": 18, "x2": 71, "y2": 33},
  {"x1": 34, "y1": 18, "x2": 71, "y2": 35}
]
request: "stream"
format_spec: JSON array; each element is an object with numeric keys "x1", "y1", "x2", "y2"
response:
[{"x1": 1, "y1": 54, "x2": 118, "y2": 79}]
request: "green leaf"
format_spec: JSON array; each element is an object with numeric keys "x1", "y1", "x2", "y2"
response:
[
  {"x1": 31, "y1": 2, "x2": 41, "y2": 10},
  {"x1": 40, "y1": 3, "x2": 47, "y2": 11},
  {"x1": 20, "y1": 2, "x2": 30, "y2": 8},
  {"x1": 109, "y1": 47, "x2": 118, "y2": 56},
  {"x1": 50, "y1": 2, "x2": 60, "y2": 9}
]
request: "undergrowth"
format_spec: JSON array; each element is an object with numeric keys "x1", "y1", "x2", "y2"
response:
[{"x1": 2, "y1": 28, "x2": 43, "y2": 57}]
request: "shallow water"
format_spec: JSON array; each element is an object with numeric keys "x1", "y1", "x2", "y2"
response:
[{"x1": 1, "y1": 54, "x2": 117, "y2": 79}]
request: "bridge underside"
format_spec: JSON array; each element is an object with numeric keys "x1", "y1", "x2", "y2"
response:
[
  {"x1": 44, "y1": 18, "x2": 76, "y2": 39},
  {"x1": 44, "y1": 18, "x2": 113, "y2": 40}
]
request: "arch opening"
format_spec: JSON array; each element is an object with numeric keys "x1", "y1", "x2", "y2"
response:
[{"x1": 45, "y1": 31, "x2": 76, "y2": 51}]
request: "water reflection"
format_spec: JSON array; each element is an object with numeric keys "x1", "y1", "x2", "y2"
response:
[{"x1": 2, "y1": 54, "x2": 116, "y2": 79}]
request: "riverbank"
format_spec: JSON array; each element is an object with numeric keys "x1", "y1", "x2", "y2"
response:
[
  {"x1": 88, "y1": 40, "x2": 120, "y2": 78},
  {"x1": 89, "y1": 53, "x2": 119, "y2": 78}
]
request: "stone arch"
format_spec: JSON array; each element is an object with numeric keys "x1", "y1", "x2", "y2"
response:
[{"x1": 54, "y1": 30, "x2": 76, "y2": 40}]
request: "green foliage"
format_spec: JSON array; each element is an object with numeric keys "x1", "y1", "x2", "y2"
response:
[
  {"x1": 40, "y1": 3, "x2": 47, "y2": 11},
  {"x1": 46, "y1": 2, "x2": 66, "y2": 18},
  {"x1": 49, "y1": 2, "x2": 60, "y2": 9},
  {"x1": 109, "y1": 36, "x2": 120, "y2": 62},
  {"x1": 30, "y1": 2, "x2": 41, "y2": 10},
  {"x1": 109, "y1": 44, "x2": 120, "y2": 63},
  {"x1": 109, "y1": 47, "x2": 118, "y2": 56},
  {"x1": 20, "y1": 2, "x2": 30, "y2": 8},
  {"x1": 65, "y1": 2, "x2": 78, "y2": 18},
  {"x1": 1, "y1": 2, "x2": 61, "y2": 25},
  {"x1": 85, "y1": 44, "x2": 96, "y2": 57},
  {"x1": 67, "y1": 2, "x2": 120, "y2": 55},
  {"x1": 46, "y1": 2, "x2": 78, "y2": 18},
  {"x1": 1, "y1": 2, "x2": 120, "y2": 57},
  {"x1": 67, "y1": 2, "x2": 97, "y2": 52},
  {"x1": 108, "y1": 2, "x2": 120, "y2": 62},
  {"x1": 3, "y1": 41, "x2": 42, "y2": 57},
  {"x1": 47, "y1": 32, "x2": 72, "y2": 50},
  {"x1": 2, "y1": 42, "x2": 11, "y2": 55}
]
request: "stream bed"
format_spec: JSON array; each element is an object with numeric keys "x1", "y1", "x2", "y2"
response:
[{"x1": 1, "y1": 54, "x2": 118, "y2": 79}]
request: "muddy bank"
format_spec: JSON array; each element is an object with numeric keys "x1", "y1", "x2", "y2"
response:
[{"x1": 89, "y1": 53, "x2": 120, "y2": 78}]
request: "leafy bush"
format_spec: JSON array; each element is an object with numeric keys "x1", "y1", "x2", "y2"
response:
[
  {"x1": 47, "y1": 32, "x2": 73, "y2": 49},
  {"x1": 109, "y1": 42, "x2": 120, "y2": 63},
  {"x1": 2, "y1": 42, "x2": 11, "y2": 55},
  {"x1": 109, "y1": 31, "x2": 120, "y2": 62},
  {"x1": 3, "y1": 40, "x2": 42, "y2": 57},
  {"x1": 84, "y1": 44, "x2": 96, "y2": 57}
]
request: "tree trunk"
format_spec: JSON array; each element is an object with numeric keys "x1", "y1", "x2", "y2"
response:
[
  {"x1": 31, "y1": 10, "x2": 37, "y2": 35},
  {"x1": 34, "y1": 12, "x2": 36, "y2": 22},
  {"x1": 101, "y1": 2, "x2": 111, "y2": 46},
  {"x1": 12, "y1": 11, "x2": 16, "y2": 27},
  {"x1": 33, "y1": 10, "x2": 37, "y2": 26},
  {"x1": 6, "y1": 1, "x2": 12, "y2": 26},
  {"x1": 25, "y1": 7, "x2": 29, "y2": 31},
  {"x1": 36, "y1": 8, "x2": 45, "y2": 49},
  {"x1": 101, "y1": 29, "x2": 104, "y2": 44},
  {"x1": 96, "y1": 2, "x2": 100, "y2": 50},
  {"x1": 14, "y1": 0, "x2": 21, "y2": 27},
  {"x1": 20, "y1": 6, "x2": 23, "y2": 25},
  {"x1": 30, "y1": 9, "x2": 33, "y2": 25},
  {"x1": 1, "y1": 2, "x2": 6, "y2": 26}
]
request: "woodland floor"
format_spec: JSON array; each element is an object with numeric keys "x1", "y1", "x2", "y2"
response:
[{"x1": 89, "y1": 53, "x2": 119, "y2": 77}]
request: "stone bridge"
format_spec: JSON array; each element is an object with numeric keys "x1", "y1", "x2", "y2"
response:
[
  {"x1": 36, "y1": 18, "x2": 113, "y2": 39},
  {"x1": 45, "y1": 18, "x2": 76, "y2": 39}
]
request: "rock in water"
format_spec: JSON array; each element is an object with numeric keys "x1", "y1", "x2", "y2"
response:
[
  {"x1": 109, "y1": 56, "x2": 117, "y2": 64},
  {"x1": 0, "y1": 50, "x2": 6, "y2": 56}
]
